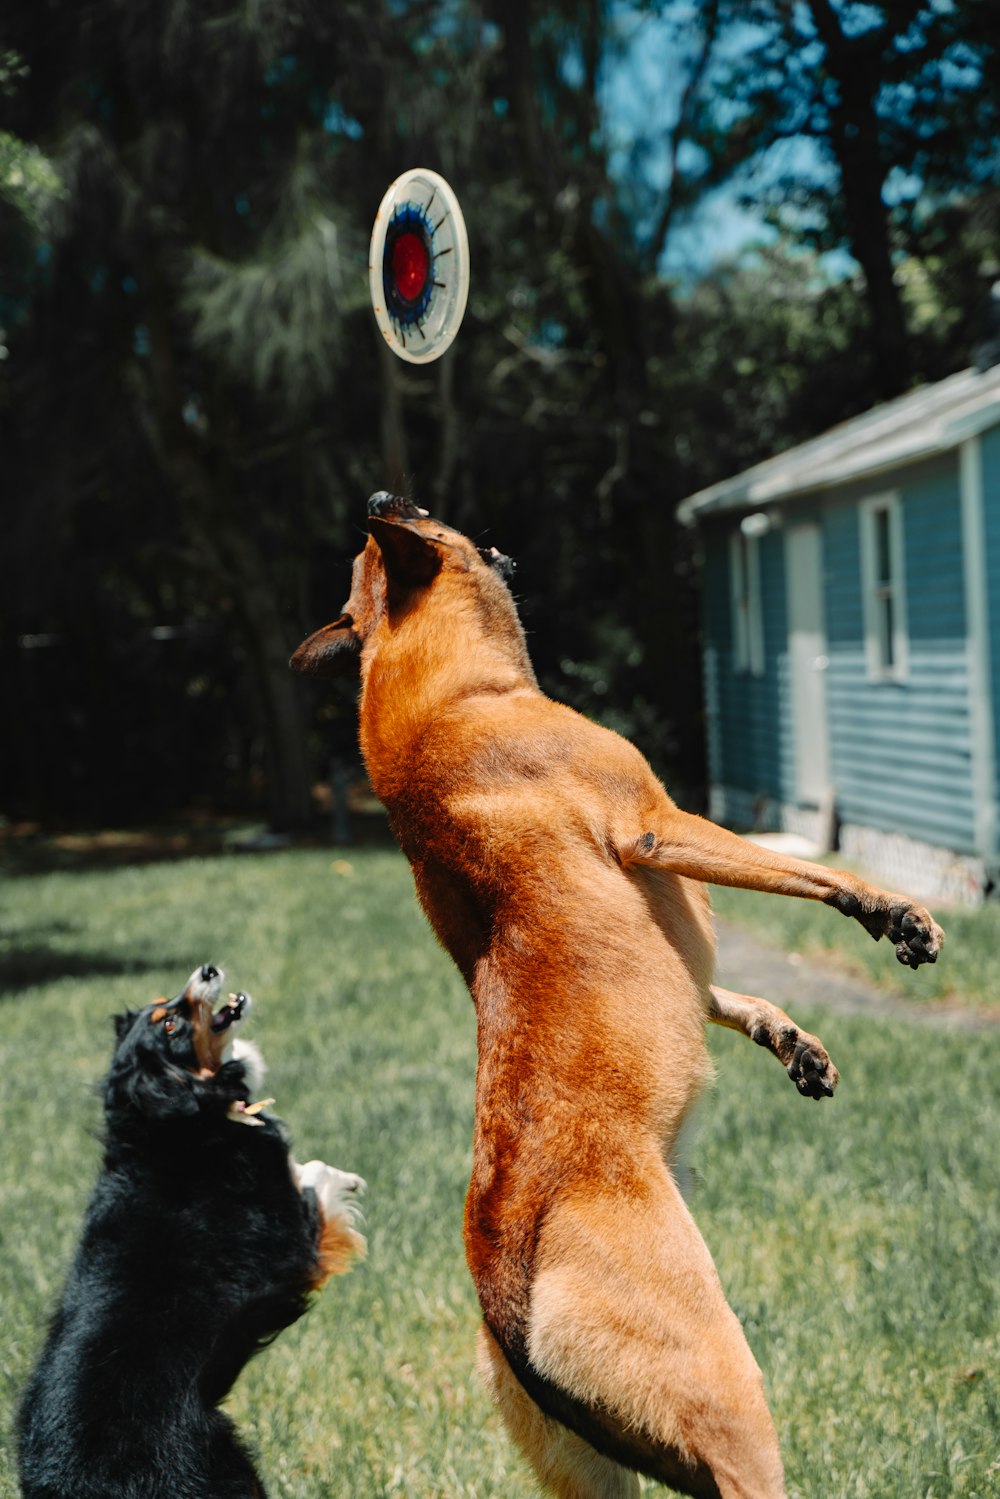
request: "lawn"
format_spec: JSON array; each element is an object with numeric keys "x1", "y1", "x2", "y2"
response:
[
  {"x1": 1, "y1": 847, "x2": 997, "y2": 1498},
  {"x1": 710, "y1": 871, "x2": 1000, "y2": 1017}
]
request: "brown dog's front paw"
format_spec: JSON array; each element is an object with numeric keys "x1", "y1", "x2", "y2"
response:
[
  {"x1": 830, "y1": 888, "x2": 944, "y2": 968},
  {"x1": 786, "y1": 1033, "x2": 839, "y2": 1100},
  {"x1": 886, "y1": 902, "x2": 944, "y2": 968}
]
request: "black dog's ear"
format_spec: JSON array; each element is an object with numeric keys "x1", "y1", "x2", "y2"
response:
[
  {"x1": 129, "y1": 1064, "x2": 201, "y2": 1120},
  {"x1": 113, "y1": 1011, "x2": 140, "y2": 1045},
  {"x1": 106, "y1": 1049, "x2": 200, "y2": 1121},
  {"x1": 368, "y1": 516, "x2": 444, "y2": 587}
]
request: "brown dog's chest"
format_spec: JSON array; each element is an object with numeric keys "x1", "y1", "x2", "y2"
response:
[
  {"x1": 364, "y1": 693, "x2": 715, "y2": 1001},
  {"x1": 401, "y1": 843, "x2": 494, "y2": 985}
]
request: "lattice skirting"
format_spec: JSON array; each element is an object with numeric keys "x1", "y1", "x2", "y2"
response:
[{"x1": 707, "y1": 783, "x2": 986, "y2": 906}]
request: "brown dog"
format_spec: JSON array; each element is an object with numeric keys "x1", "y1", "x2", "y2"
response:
[{"x1": 291, "y1": 493, "x2": 944, "y2": 1499}]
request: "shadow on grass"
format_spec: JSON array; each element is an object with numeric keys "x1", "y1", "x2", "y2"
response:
[
  {"x1": 0, "y1": 812, "x2": 396, "y2": 878},
  {"x1": 0, "y1": 936, "x2": 170, "y2": 997}
]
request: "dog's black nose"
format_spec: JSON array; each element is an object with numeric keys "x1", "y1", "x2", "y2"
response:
[
  {"x1": 200, "y1": 963, "x2": 219, "y2": 983},
  {"x1": 367, "y1": 490, "x2": 398, "y2": 517},
  {"x1": 367, "y1": 491, "x2": 429, "y2": 521}
]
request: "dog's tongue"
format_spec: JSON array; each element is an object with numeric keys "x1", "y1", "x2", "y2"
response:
[{"x1": 211, "y1": 991, "x2": 251, "y2": 1033}]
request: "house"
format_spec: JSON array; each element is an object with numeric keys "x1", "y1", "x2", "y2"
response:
[{"x1": 677, "y1": 362, "x2": 1000, "y2": 905}]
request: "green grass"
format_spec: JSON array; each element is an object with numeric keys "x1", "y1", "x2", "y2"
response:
[
  {"x1": 1, "y1": 848, "x2": 998, "y2": 1497},
  {"x1": 710, "y1": 872, "x2": 1000, "y2": 1016}
]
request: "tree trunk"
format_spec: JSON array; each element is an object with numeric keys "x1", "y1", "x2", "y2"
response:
[
  {"x1": 136, "y1": 261, "x2": 313, "y2": 831},
  {"x1": 493, "y1": 0, "x2": 705, "y2": 794},
  {"x1": 809, "y1": 0, "x2": 912, "y2": 399},
  {"x1": 378, "y1": 337, "x2": 410, "y2": 494},
  {"x1": 214, "y1": 520, "x2": 313, "y2": 832}
]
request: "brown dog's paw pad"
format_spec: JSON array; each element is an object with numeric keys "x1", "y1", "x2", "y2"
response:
[{"x1": 786, "y1": 1037, "x2": 839, "y2": 1100}]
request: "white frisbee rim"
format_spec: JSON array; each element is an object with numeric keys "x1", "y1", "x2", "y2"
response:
[{"x1": 369, "y1": 167, "x2": 470, "y2": 365}]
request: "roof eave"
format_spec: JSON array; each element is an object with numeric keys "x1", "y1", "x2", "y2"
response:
[
  {"x1": 677, "y1": 367, "x2": 1000, "y2": 527},
  {"x1": 678, "y1": 416, "x2": 998, "y2": 527}
]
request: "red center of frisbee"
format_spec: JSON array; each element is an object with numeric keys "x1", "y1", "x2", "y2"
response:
[{"x1": 392, "y1": 231, "x2": 429, "y2": 303}]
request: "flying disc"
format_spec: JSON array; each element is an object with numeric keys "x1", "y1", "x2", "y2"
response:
[{"x1": 369, "y1": 168, "x2": 470, "y2": 363}]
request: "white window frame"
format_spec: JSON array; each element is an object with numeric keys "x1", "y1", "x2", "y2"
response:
[
  {"x1": 729, "y1": 527, "x2": 765, "y2": 677},
  {"x1": 859, "y1": 491, "x2": 908, "y2": 682}
]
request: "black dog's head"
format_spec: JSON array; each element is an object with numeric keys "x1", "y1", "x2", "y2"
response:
[{"x1": 106, "y1": 963, "x2": 259, "y2": 1124}]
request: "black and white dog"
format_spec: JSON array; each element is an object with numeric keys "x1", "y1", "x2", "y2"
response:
[{"x1": 18, "y1": 963, "x2": 365, "y2": 1499}]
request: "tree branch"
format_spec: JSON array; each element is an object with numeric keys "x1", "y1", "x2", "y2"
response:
[{"x1": 645, "y1": 0, "x2": 721, "y2": 270}]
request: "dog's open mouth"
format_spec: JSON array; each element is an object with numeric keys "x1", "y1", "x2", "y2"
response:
[
  {"x1": 210, "y1": 991, "x2": 251, "y2": 1034},
  {"x1": 177, "y1": 965, "x2": 253, "y2": 1073}
]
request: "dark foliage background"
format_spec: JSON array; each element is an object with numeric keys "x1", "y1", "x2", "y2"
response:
[{"x1": 2, "y1": 0, "x2": 997, "y2": 831}]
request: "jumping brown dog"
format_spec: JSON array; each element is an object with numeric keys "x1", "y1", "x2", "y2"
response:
[{"x1": 291, "y1": 493, "x2": 944, "y2": 1499}]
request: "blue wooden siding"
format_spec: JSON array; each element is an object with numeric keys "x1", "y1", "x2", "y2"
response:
[
  {"x1": 823, "y1": 460, "x2": 976, "y2": 853},
  {"x1": 981, "y1": 424, "x2": 1000, "y2": 803},
  {"x1": 699, "y1": 452, "x2": 979, "y2": 853}
]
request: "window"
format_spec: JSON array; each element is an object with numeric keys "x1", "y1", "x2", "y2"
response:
[
  {"x1": 860, "y1": 493, "x2": 908, "y2": 681},
  {"x1": 728, "y1": 527, "x2": 765, "y2": 677}
]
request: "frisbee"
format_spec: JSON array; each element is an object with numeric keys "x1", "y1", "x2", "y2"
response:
[{"x1": 369, "y1": 168, "x2": 470, "y2": 363}]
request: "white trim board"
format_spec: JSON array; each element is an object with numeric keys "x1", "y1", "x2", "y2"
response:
[
  {"x1": 859, "y1": 490, "x2": 909, "y2": 682},
  {"x1": 960, "y1": 437, "x2": 998, "y2": 866}
]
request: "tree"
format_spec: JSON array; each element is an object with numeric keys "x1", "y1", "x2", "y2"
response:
[
  {"x1": 1, "y1": 1, "x2": 404, "y2": 826},
  {"x1": 684, "y1": 0, "x2": 1000, "y2": 398},
  {"x1": 479, "y1": 0, "x2": 722, "y2": 789},
  {"x1": 3, "y1": 0, "x2": 996, "y2": 833}
]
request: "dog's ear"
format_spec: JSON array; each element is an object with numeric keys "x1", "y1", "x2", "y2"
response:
[
  {"x1": 113, "y1": 1011, "x2": 140, "y2": 1045},
  {"x1": 106, "y1": 1048, "x2": 201, "y2": 1121},
  {"x1": 368, "y1": 517, "x2": 443, "y2": 587},
  {"x1": 129, "y1": 1064, "x2": 201, "y2": 1120},
  {"x1": 290, "y1": 615, "x2": 361, "y2": 678}
]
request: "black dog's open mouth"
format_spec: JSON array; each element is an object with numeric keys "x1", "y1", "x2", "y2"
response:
[
  {"x1": 175, "y1": 967, "x2": 254, "y2": 1073},
  {"x1": 211, "y1": 991, "x2": 251, "y2": 1034}
]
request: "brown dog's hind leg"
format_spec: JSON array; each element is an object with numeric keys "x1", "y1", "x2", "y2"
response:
[
  {"x1": 477, "y1": 1324, "x2": 641, "y2": 1499},
  {"x1": 517, "y1": 1180, "x2": 787, "y2": 1499},
  {"x1": 709, "y1": 985, "x2": 839, "y2": 1099},
  {"x1": 621, "y1": 813, "x2": 943, "y2": 969}
]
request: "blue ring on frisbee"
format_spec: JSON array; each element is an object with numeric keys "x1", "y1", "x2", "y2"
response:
[{"x1": 383, "y1": 204, "x2": 435, "y2": 327}]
